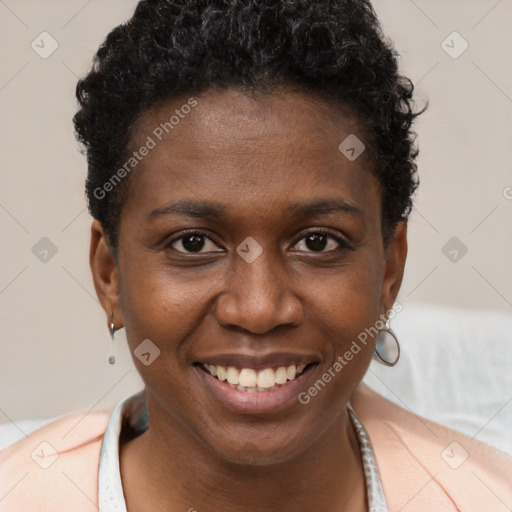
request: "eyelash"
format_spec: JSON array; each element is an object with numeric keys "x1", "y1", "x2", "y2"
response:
[{"x1": 165, "y1": 229, "x2": 354, "y2": 254}]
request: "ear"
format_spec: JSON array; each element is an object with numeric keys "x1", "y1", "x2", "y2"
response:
[
  {"x1": 90, "y1": 219, "x2": 123, "y2": 329},
  {"x1": 380, "y1": 221, "x2": 408, "y2": 312}
]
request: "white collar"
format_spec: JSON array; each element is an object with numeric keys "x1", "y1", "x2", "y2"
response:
[{"x1": 98, "y1": 390, "x2": 147, "y2": 512}]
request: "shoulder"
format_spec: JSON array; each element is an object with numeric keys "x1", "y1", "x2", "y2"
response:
[
  {"x1": 350, "y1": 383, "x2": 512, "y2": 512},
  {"x1": 0, "y1": 410, "x2": 110, "y2": 512}
]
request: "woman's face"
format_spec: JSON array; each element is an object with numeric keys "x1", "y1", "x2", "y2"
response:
[{"x1": 91, "y1": 88, "x2": 406, "y2": 464}]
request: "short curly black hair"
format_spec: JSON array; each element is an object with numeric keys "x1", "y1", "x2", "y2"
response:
[{"x1": 74, "y1": 0, "x2": 423, "y2": 252}]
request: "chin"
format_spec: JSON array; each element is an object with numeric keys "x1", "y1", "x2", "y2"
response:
[{"x1": 204, "y1": 427, "x2": 311, "y2": 467}]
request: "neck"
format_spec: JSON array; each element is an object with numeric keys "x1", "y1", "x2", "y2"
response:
[{"x1": 120, "y1": 394, "x2": 367, "y2": 512}]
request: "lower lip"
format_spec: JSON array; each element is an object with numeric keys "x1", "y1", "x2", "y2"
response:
[{"x1": 194, "y1": 364, "x2": 318, "y2": 414}]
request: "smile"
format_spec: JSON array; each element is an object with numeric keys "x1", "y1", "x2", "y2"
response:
[
  {"x1": 194, "y1": 353, "x2": 320, "y2": 413},
  {"x1": 200, "y1": 363, "x2": 309, "y2": 392}
]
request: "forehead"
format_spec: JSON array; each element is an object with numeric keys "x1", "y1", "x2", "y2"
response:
[
  {"x1": 123, "y1": 88, "x2": 380, "y2": 225},
  {"x1": 135, "y1": 88, "x2": 365, "y2": 160}
]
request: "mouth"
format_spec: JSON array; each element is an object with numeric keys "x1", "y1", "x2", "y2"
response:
[
  {"x1": 193, "y1": 356, "x2": 320, "y2": 414},
  {"x1": 197, "y1": 362, "x2": 314, "y2": 393}
]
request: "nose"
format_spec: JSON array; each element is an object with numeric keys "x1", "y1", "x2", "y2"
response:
[{"x1": 215, "y1": 248, "x2": 304, "y2": 335}]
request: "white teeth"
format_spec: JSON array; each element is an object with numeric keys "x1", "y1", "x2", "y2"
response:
[
  {"x1": 226, "y1": 367, "x2": 240, "y2": 385},
  {"x1": 257, "y1": 368, "x2": 276, "y2": 389},
  {"x1": 239, "y1": 368, "x2": 257, "y2": 387},
  {"x1": 202, "y1": 362, "x2": 311, "y2": 392},
  {"x1": 286, "y1": 365, "x2": 297, "y2": 380},
  {"x1": 216, "y1": 365, "x2": 227, "y2": 381},
  {"x1": 275, "y1": 366, "x2": 288, "y2": 384}
]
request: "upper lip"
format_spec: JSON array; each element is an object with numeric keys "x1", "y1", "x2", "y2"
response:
[{"x1": 195, "y1": 352, "x2": 321, "y2": 370}]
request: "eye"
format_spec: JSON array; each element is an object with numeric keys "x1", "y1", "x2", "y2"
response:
[
  {"x1": 291, "y1": 231, "x2": 353, "y2": 253},
  {"x1": 166, "y1": 230, "x2": 223, "y2": 254},
  {"x1": 166, "y1": 229, "x2": 352, "y2": 254}
]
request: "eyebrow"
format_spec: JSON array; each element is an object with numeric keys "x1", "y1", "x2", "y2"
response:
[
  {"x1": 147, "y1": 199, "x2": 227, "y2": 221},
  {"x1": 287, "y1": 198, "x2": 363, "y2": 218},
  {"x1": 147, "y1": 197, "x2": 363, "y2": 221}
]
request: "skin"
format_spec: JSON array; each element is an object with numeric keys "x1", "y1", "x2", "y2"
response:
[{"x1": 90, "y1": 88, "x2": 407, "y2": 512}]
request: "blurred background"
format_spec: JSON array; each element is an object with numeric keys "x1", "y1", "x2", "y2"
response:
[{"x1": 1, "y1": 1, "x2": 511, "y2": 450}]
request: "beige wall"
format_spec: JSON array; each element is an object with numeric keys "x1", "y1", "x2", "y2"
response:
[{"x1": 1, "y1": 0, "x2": 511, "y2": 422}]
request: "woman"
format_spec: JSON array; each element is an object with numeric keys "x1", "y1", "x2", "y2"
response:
[{"x1": 1, "y1": 0, "x2": 510, "y2": 510}]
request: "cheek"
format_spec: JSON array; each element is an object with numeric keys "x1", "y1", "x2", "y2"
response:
[
  {"x1": 117, "y1": 251, "x2": 226, "y2": 386},
  {"x1": 306, "y1": 260, "x2": 383, "y2": 380},
  {"x1": 309, "y1": 258, "x2": 383, "y2": 332},
  {"x1": 119, "y1": 266, "x2": 205, "y2": 350},
  {"x1": 117, "y1": 269, "x2": 206, "y2": 409},
  {"x1": 295, "y1": 266, "x2": 381, "y2": 418}
]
